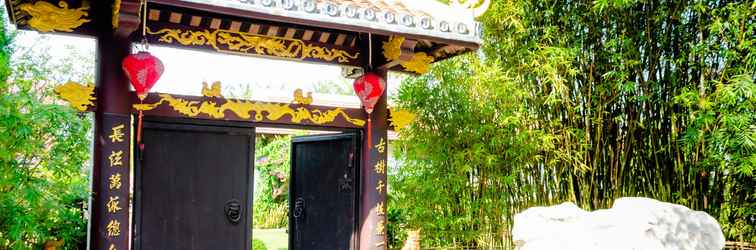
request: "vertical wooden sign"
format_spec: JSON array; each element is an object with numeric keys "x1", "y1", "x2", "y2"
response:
[
  {"x1": 360, "y1": 70, "x2": 389, "y2": 250},
  {"x1": 94, "y1": 114, "x2": 132, "y2": 250}
]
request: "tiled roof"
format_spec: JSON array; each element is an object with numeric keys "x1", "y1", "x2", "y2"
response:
[{"x1": 177, "y1": 0, "x2": 482, "y2": 45}]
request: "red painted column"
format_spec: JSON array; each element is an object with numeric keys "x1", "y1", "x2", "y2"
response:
[
  {"x1": 90, "y1": 32, "x2": 134, "y2": 250},
  {"x1": 359, "y1": 69, "x2": 389, "y2": 250}
]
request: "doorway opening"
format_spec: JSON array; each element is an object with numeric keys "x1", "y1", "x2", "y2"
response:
[
  {"x1": 131, "y1": 46, "x2": 370, "y2": 250},
  {"x1": 253, "y1": 128, "x2": 360, "y2": 250}
]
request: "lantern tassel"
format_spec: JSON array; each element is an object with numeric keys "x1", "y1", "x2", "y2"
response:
[
  {"x1": 137, "y1": 108, "x2": 144, "y2": 152},
  {"x1": 366, "y1": 117, "x2": 372, "y2": 151}
]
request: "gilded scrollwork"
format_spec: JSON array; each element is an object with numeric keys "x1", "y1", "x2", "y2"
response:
[
  {"x1": 147, "y1": 27, "x2": 360, "y2": 63},
  {"x1": 133, "y1": 94, "x2": 366, "y2": 127},
  {"x1": 54, "y1": 81, "x2": 96, "y2": 111},
  {"x1": 19, "y1": 1, "x2": 90, "y2": 32}
]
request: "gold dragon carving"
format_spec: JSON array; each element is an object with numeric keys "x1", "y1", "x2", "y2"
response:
[
  {"x1": 54, "y1": 81, "x2": 96, "y2": 111},
  {"x1": 19, "y1": 1, "x2": 90, "y2": 32},
  {"x1": 133, "y1": 94, "x2": 365, "y2": 127},
  {"x1": 146, "y1": 27, "x2": 360, "y2": 63}
]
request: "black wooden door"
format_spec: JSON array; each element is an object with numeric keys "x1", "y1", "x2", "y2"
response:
[
  {"x1": 135, "y1": 121, "x2": 254, "y2": 250},
  {"x1": 289, "y1": 133, "x2": 360, "y2": 250}
]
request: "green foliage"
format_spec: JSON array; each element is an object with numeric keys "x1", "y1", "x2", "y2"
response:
[
  {"x1": 0, "y1": 22, "x2": 91, "y2": 250},
  {"x1": 391, "y1": 55, "x2": 542, "y2": 248},
  {"x1": 252, "y1": 238, "x2": 268, "y2": 250},
  {"x1": 392, "y1": 0, "x2": 756, "y2": 247},
  {"x1": 253, "y1": 135, "x2": 292, "y2": 229}
]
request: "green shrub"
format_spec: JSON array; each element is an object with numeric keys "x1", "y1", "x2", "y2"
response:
[
  {"x1": 252, "y1": 238, "x2": 267, "y2": 250},
  {"x1": 253, "y1": 135, "x2": 292, "y2": 229}
]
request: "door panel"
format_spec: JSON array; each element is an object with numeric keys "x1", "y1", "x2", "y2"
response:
[
  {"x1": 136, "y1": 122, "x2": 254, "y2": 250},
  {"x1": 290, "y1": 133, "x2": 359, "y2": 250}
]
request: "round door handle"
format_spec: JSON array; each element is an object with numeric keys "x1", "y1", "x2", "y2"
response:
[{"x1": 224, "y1": 199, "x2": 242, "y2": 224}]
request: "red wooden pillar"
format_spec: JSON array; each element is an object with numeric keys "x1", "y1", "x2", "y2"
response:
[
  {"x1": 359, "y1": 67, "x2": 389, "y2": 250},
  {"x1": 90, "y1": 31, "x2": 134, "y2": 250}
]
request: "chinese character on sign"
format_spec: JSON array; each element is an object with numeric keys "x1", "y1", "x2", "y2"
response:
[
  {"x1": 109, "y1": 124, "x2": 125, "y2": 143},
  {"x1": 375, "y1": 219, "x2": 385, "y2": 235},
  {"x1": 107, "y1": 196, "x2": 122, "y2": 213},
  {"x1": 109, "y1": 173, "x2": 122, "y2": 190},
  {"x1": 108, "y1": 150, "x2": 123, "y2": 167},
  {"x1": 374, "y1": 138, "x2": 386, "y2": 154},
  {"x1": 106, "y1": 220, "x2": 121, "y2": 237},
  {"x1": 376, "y1": 180, "x2": 385, "y2": 194},
  {"x1": 109, "y1": 244, "x2": 117, "y2": 250},
  {"x1": 375, "y1": 241, "x2": 385, "y2": 247},
  {"x1": 374, "y1": 202, "x2": 385, "y2": 216},
  {"x1": 374, "y1": 160, "x2": 386, "y2": 175}
]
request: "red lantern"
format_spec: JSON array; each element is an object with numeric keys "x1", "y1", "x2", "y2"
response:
[
  {"x1": 353, "y1": 72, "x2": 386, "y2": 115},
  {"x1": 122, "y1": 51, "x2": 164, "y2": 151},
  {"x1": 353, "y1": 72, "x2": 386, "y2": 148},
  {"x1": 122, "y1": 51, "x2": 164, "y2": 100}
]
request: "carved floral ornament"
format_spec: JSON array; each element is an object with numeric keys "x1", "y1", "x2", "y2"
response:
[
  {"x1": 147, "y1": 27, "x2": 360, "y2": 63},
  {"x1": 18, "y1": 1, "x2": 90, "y2": 32},
  {"x1": 389, "y1": 107, "x2": 415, "y2": 131},
  {"x1": 382, "y1": 36, "x2": 405, "y2": 61}
]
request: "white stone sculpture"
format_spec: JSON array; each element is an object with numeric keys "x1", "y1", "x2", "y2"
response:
[{"x1": 512, "y1": 197, "x2": 725, "y2": 250}]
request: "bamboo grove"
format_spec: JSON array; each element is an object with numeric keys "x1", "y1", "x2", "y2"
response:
[{"x1": 389, "y1": 0, "x2": 755, "y2": 248}]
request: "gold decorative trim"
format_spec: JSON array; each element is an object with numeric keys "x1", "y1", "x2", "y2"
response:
[
  {"x1": 19, "y1": 1, "x2": 90, "y2": 32},
  {"x1": 293, "y1": 89, "x2": 313, "y2": 105},
  {"x1": 54, "y1": 81, "x2": 96, "y2": 112},
  {"x1": 382, "y1": 36, "x2": 404, "y2": 61},
  {"x1": 401, "y1": 52, "x2": 434, "y2": 74},
  {"x1": 112, "y1": 0, "x2": 121, "y2": 28},
  {"x1": 147, "y1": 27, "x2": 360, "y2": 63},
  {"x1": 389, "y1": 108, "x2": 415, "y2": 131},
  {"x1": 133, "y1": 94, "x2": 365, "y2": 127}
]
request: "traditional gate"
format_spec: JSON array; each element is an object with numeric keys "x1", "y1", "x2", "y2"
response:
[{"x1": 4, "y1": 0, "x2": 487, "y2": 249}]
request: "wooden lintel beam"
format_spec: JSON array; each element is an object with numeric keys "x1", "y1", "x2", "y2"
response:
[
  {"x1": 132, "y1": 92, "x2": 369, "y2": 129},
  {"x1": 144, "y1": 22, "x2": 363, "y2": 67}
]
